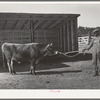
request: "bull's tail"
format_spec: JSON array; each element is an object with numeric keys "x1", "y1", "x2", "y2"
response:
[{"x1": 2, "y1": 52, "x2": 8, "y2": 70}]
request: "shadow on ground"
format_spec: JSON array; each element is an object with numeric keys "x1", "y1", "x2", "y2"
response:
[{"x1": 0, "y1": 52, "x2": 92, "y2": 75}]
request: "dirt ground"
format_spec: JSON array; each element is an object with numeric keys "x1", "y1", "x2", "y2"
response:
[{"x1": 0, "y1": 52, "x2": 100, "y2": 89}]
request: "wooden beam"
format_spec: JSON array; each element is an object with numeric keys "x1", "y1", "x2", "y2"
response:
[
  {"x1": 59, "y1": 26, "x2": 64, "y2": 52},
  {"x1": 41, "y1": 20, "x2": 53, "y2": 28},
  {"x1": 20, "y1": 20, "x2": 29, "y2": 29},
  {"x1": 35, "y1": 20, "x2": 47, "y2": 29},
  {"x1": 71, "y1": 20, "x2": 74, "y2": 51},
  {"x1": 30, "y1": 20, "x2": 35, "y2": 42},
  {"x1": 48, "y1": 21, "x2": 62, "y2": 28},
  {"x1": 55, "y1": 20, "x2": 67, "y2": 28},
  {"x1": 12, "y1": 20, "x2": 19, "y2": 30},
  {"x1": 63, "y1": 24, "x2": 67, "y2": 52},
  {"x1": 74, "y1": 19, "x2": 78, "y2": 51},
  {"x1": 63, "y1": 24, "x2": 65, "y2": 52},
  {"x1": 0, "y1": 17, "x2": 74, "y2": 21},
  {"x1": 58, "y1": 28, "x2": 60, "y2": 50},
  {"x1": 67, "y1": 20, "x2": 72, "y2": 52},
  {"x1": 32, "y1": 21, "x2": 35, "y2": 42},
  {"x1": 3, "y1": 20, "x2": 7, "y2": 30},
  {"x1": 45, "y1": 21, "x2": 56, "y2": 29},
  {"x1": 44, "y1": 30, "x2": 46, "y2": 44},
  {"x1": 0, "y1": 29, "x2": 29, "y2": 33},
  {"x1": 20, "y1": 21, "x2": 32, "y2": 32},
  {"x1": 34, "y1": 20, "x2": 43, "y2": 30},
  {"x1": 65, "y1": 23, "x2": 68, "y2": 52}
]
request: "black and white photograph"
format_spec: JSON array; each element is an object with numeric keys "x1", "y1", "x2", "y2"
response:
[{"x1": 0, "y1": 1, "x2": 100, "y2": 94}]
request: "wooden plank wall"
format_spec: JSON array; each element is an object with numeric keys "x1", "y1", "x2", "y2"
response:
[
  {"x1": 34, "y1": 29, "x2": 59, "y2": 50},
  {"x1": 0, "y1": 30, "x2": 31, "y2": 60},
  {"x1": 0, "y1": 18, "x2": 78, "y2": 60},
  {"x1": 0, "y1": 28, "x2": 60, "y2": 60},
  {"x1": 59, "y1": 18, "x2": 78, "y2": 52}
]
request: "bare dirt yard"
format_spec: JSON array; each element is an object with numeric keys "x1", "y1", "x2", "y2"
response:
[{"x1": 0, "y1": 52, "x2": 100, "y2": 89}]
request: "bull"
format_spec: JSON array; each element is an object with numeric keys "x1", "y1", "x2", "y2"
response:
[{"x1": 1, "y1": 42, "x2": 57, "y2": 75}]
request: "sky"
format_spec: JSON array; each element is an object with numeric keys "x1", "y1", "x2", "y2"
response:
[{"x1": 0, "y1": 2, "x2": 100, "y2": 27}]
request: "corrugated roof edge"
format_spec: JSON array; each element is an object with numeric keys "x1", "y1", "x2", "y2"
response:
[{"x1": 0, "y1": 12, "x2": 80, "y2": 17}]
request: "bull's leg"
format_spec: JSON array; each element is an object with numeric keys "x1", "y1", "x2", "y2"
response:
[
  {"x1": 7, "y1": 59, "x2": 12, "y2": 74},
  {"x1": 97, "y1": 52, "x2": 100, "y2": 74},
  {"x1": 30, "y1": 60, "x2": 36, "y2": 75},
  {"x1": 30, "y1": 64, "x2": 36, "y2": 75},
  {"x1": 11, "y1": 59, "x2": 16, "y2": 74},
  {"x1": 94, "y1": 65, "x2": 98, "y2": 76}
]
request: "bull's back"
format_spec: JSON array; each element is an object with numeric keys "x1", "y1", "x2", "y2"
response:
[{"x1": 1, "y1": 42, "x2": 44, "y2": 60}]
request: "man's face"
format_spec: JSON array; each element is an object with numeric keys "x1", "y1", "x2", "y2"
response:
[{"x1": 93, "y1": 32, "x2": 99, "y2": 37}]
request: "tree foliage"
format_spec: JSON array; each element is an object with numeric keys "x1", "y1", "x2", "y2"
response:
[{"x1": 77, "y1": 26, "x2": 100, "y2": 37}]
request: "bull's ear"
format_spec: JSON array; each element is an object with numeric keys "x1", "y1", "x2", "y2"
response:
[
  {"x1": 46, "y1": 44, "x2": 50, "y2": 48},
  {"x1": 50, "y1": 43, "x2": 53, "y2": 46},
  {"x1": 46, "y1": 43, "x2": 53, "y2": 48}
]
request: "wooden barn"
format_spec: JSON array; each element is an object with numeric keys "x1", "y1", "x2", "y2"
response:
[{"x1": 0, "y1": 13, "x2": 80, "y2": 59}]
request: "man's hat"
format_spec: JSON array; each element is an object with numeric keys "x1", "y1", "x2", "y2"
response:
[
  {"x1": 92, "y1": 29, "x2": 99, "y2": 34},
  {"x1": 91, "y1": 28, "x2": 100, "y2": 36}
]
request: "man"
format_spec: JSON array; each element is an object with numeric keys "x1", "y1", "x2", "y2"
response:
[{"x1": 82, "y1": 28, "x2": 100, "y2": 76}]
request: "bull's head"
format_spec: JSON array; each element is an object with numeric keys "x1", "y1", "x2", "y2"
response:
[
  {"x1": 46, "y1": 43, "x2": 58, "y2": 56},
  {"x1": 46, "y1": 43, "x2": 53, "y2": 47}
]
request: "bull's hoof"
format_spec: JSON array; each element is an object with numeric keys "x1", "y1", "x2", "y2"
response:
[
  {"x1": 13, "y1": 72, "x2": 16, "y2": 75},
  {"x1": 11, "y1": 73, "x2": 16, "y2": 75},
  {"x1": 32, "y1": 73, "x2": 36, "y2": 75},
  {"x1": 93, "y1": 73, "x2": 99, "y2": 77},
  {"x1": 93, "y1": 75, "x2": 98, "y2": 77},
  {"x1": 30, "y1": 71, "x2": 35, "y2": 75},
  {"x1": 31, "y1": 73, "x2": 36, "y2": 75}
]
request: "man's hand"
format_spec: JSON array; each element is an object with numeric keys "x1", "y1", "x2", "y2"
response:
[
  {"x1": 82, "y1": 48, "x2": 86, "y2": 55},
  {"x1": 82, "y1": 48, "x2": 86, "y2": 52}
]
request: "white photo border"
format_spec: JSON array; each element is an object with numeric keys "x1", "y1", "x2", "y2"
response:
[{"x1": 0, "y1": 1, "x2": 100, "y2": 99}]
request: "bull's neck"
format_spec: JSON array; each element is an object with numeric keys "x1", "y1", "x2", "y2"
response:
[{"x1": 40, "y1": 47, "x2": 47, "y2": 55}]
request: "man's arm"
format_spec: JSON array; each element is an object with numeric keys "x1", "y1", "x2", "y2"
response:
[{"x1": 82, "y1": 39, "x2": 94, "y2": 52}]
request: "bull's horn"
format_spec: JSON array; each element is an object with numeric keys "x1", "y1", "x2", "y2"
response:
[
  {"x1": 46, "y1": 43, "x2": 53, "y2": 48},
  {"x1": 46, "y1": 44, "x2": 50, "y2": 48},
  {"x1": 50, "y1": 43, "x2": 53, "y2": 46}
]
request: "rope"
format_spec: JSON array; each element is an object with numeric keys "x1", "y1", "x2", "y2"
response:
[{"x1": 57, "y1": 51, "x2": 84, "y2": 58}]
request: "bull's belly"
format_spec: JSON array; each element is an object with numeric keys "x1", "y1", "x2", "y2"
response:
[{"x1": 12, "y1": 55, "x2": 32, "y2": 63}]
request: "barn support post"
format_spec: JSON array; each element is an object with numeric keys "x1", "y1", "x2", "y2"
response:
[
  {"x1": 30, "y1": 20, "x2": 34, "y2": 43},
  {"x1": 19, "y1": 20, "x2": 34, "y2": 43},
  {"x1": 67, "y1": 20, "x2": 72, "y2": 52},
  {"x1": 63, "y1": 24, "x2": 67, "y2": 52},
  {"x1": 71, "y1": 20, "x2": 74, "y2": 51},
  {"x1": 2, "y1": 31, "x2": 5, "y2": 43},
  {"x1": 58, "y1": 29, "x2": 60, "y2": 50},
  {"x1": 44, "y1": 30, "x2": 46, "y2": 45},
  {"x1": 65, "y1": 22, "x2": 68, "y2": 52},
  {"x1": 29, "y1": 21, "x2": 32, "y2": 43},
  {"x1": 37, "y1": 30, "x2": 39, "y2": 42},
  {"x1": 20, "y1": 31, "x2": 22, "y2": 43},
  {"x1": 12, "y1": 31, "x2": 14, "y2": 43},
  {"x1": 66, "y1": 21, "x2": 69, "y2": 52},
  {"x1": 73, "y1": 19, "x2": 78, "y2": 51},
  {"x1": 32, "y1": 21, "x2": 35, "y2": 42},
  {"x1": 59, "y1": 27, "x2": 61, "y2": 51},
  {"x1": 59, "y1": 26, "x2": 64, "y2": 52},
  {"x1": 75, "y1": 18, "x2": 78, "y2": 51}
]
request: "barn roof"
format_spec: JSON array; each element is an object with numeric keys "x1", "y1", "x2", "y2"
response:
[{"x1": 0, "y1": 13, "x2": 80, "y2": 30}]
